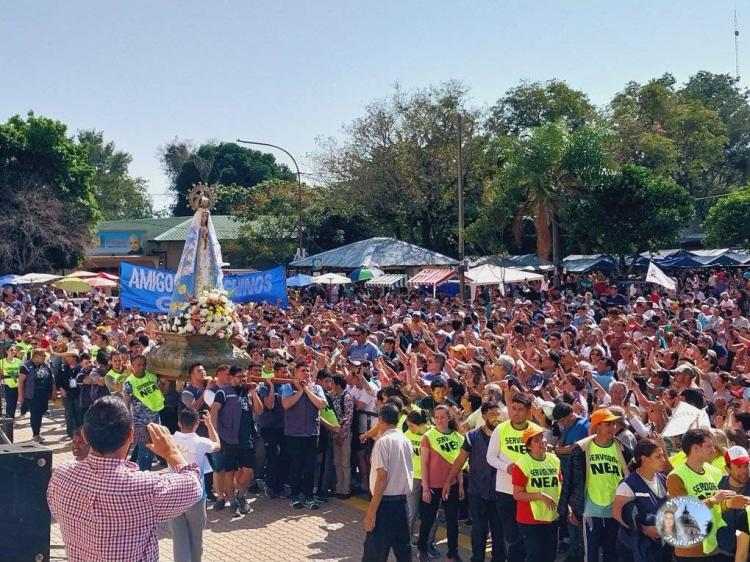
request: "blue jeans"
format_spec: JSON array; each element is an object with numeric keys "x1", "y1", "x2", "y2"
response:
[{"x1": 135, "y1": 443, "x2": 154, "y2": 471}]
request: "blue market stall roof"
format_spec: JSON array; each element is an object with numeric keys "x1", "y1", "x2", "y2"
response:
[
  {"x1": 561, "y1": 254, "x2": 615, "y2": 273},
  {"x1": 290, "y1": 237, "x2": 458, "y2": 270},
  {"x1": 469, "y1": 254, "x2": 552, "y2": 270}
]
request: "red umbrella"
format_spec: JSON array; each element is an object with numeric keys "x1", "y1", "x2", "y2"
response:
[{"x1": 97, "y1": 272, "x2": 119, "y2": 281}]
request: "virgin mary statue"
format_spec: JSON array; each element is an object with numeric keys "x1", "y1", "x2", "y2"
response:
[{"x1": 169, "y1": 184, "x2": 224, "y2": 316}]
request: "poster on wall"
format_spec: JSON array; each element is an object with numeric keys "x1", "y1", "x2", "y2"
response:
[{"x1": 92, "y1": 231, "x2": 145, "y2": 255}]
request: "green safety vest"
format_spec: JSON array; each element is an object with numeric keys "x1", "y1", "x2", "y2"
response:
[
  {"x1": 126, "y1": 372, "x2": 165, "y2": 413},
  {"x1": 0, "y1": 358, "x2": 20, "y2": 389},
  {"x1": 669, "y1": 450, "x2": 726, "y2": 472},
  {"x1": 515, "y1": 452, "x2": 562, "y2": 522},
  {"x1": 670, "y1": 462, "x2": 725, "y2": 554},
  {"x1": 584, "y1": 440, "x2": 626, "y2": 508},
  {"x1": 425, "y1": 427, "x2": 465, "y2": 467},
  {"x1": 404, "y1": 428, "x2": 427, "y2": 479},
  {"x1": 107, "y1": 369, "x2": 128, "y2": 385},
  {"x1": 16, "y1": 342, "x2": 32, "y2": 360},
  {"x1": 497, "y1": 420, "x2": 529, "y2": 462}
]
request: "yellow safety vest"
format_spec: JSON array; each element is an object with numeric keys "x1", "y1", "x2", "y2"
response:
[
  {"x1": 126, "y1": 372, "x2": 164, "y2": 413},
  {"x1": 515, "y1": 452, "x2": 562, "y2": 522},
  {"x1": 670, "y1": 462, "x2": 724, "y2": 554},
  {"x1": 425, "y1": 427, "x2": 465, "y2": 467},
  {"x1": 669, "y1": 450, "x2": 726, "y2": 472},
  {"x1": 404, "y1": 428, "x2": 427, "y2": 479},
  {"x1": 585, "y1": 440, "x2": 625, "y2": 507},
  {"x1": 0, "y1": 358, "x2": 20, "y2": 389},
  {"x1": 497, "y1": 420, "x2": 529, "y2": 462},
  {"x1": 16, "y1": 342, "x2": 32, "y2": 360}
]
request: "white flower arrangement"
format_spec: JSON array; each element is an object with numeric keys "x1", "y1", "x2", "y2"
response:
[{"x1": 161, "y1": 289, "x2": 237, "y2": 339}]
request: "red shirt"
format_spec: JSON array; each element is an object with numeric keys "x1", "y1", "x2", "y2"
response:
[
  {"x1": 421, "y1": 434, "x2": 456, "y2": 489},
  {"x1": 511, "y1": 464, "x2": 562, "y2": 524},
  {"x1": 48, "y1": 455, "x2": 202, "y2": 562}
]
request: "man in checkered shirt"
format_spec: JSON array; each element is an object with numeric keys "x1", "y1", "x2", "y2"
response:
[{"x1": 48, "y1": 396, "x2": 202, "y2": 562}]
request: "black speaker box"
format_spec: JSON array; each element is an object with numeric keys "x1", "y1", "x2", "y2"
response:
[{"x1": 0, "y1": 442, "x2": 51, "y2": 562}]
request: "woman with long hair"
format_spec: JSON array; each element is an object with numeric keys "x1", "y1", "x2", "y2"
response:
[
  {"x1": 612, "y1": 439, "x2": 671, "y2": 562},
  {"x1": 417, "y1": 404, "x2": 464, "y2": 561}
]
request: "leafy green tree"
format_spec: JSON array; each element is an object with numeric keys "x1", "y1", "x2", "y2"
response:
[
  {"x1": 77, "y1": 130, "x2": 153, "y2": 220},
  {"x1": 0, "y1": 113, "x2": 98, "y2": 273},
  {"x1": 703, "y1": 188, "x2": 750, "y2": 248},
  {"x1": 317, "y1": 81, "x2": 486, "y2": 256},
  {"x1": 608, "y1": 76, "x2": 728, "y2": 212},
  {"x1": 159, "y1": 141, "x2": 295, "y2": 215},
  {"x1": 486, "y1": 122, "x2": 609, "y2": 275},
  {"x1": 569, "y1": 164, "x2": 694, "y2": 269},
  {"x1": 681, "y1": 71, "x2": 750, "y2": 186},
  {"x1": 486, "y1": 79, "x2": 597, "y2": 136}
]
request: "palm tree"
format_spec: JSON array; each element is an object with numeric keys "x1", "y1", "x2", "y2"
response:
[{"x1": 500, "y1": 121, "x2": 607, "y2": 281}]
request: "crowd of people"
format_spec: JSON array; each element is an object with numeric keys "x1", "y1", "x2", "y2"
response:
[{"x1": 5, "y1": 266, "x2": 750, "y2": 562}]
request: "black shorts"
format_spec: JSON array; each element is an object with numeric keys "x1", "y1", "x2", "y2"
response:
[{"x1": 215, "y1": 444, "x2": 255, "y2": 472}]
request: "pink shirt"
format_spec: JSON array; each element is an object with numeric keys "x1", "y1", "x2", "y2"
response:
[{"x1": 47, "y1": 455, "x2": 201, "y2": 562}]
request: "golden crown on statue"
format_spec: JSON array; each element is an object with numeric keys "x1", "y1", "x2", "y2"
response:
[{"x1": 187, "y1": 182, "x2": 217, "y2": 212}]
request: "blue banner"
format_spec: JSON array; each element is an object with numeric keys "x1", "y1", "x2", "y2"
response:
[{"x1": 120, "y1": 263, "x2": 288, "y2": 313}]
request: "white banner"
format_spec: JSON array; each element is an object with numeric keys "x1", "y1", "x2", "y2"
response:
[
  {"x1": 646, "y1": 262, "x2": 677, "y2": 292},
  {"x1": 662, "y1": 401, "x2": 711, "y2": 437}
]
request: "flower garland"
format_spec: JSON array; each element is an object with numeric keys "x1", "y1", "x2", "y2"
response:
[{"x1": 162, "y1": 289, "x2": 238, "y2": 338}]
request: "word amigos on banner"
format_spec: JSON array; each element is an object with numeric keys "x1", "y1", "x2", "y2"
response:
[{"x1": 119, "y1": 263, "x2": 288, "y2": 313}]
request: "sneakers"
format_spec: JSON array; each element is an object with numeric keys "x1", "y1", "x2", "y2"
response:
[
  {"x1": 427, "y1": 543, "x2": 441, "y2": 558},
  {"x1": 313, "y1": 494, "x2": 329, "y2": 503},
  {"x1": 32, "y1": 435, "x2": 44, "y2": 443},
  {"x1": 447, "y1": 554, "x2": 463, "y2": 562},
  {"x1": 229, "y1": 497, "x2": 240, "y2": 517},
  {"x1": 304, "y1": 498, "x2": 320, "y2": 510},
  {"x1": 212, "y1": 498, "x2": 226, "y2": 511},
  {"x1": 263, "y1": 486, "x2": 277, "y2": 500},
  {"x1": 417, "y1": 551, "x2": 430, "y2": 562},
  {"x1": 289, "y1": 494, "x2": 304, "y2": 509},
  {"x1": 236, "y1": 493, "x2": 251, "y2": 514}
]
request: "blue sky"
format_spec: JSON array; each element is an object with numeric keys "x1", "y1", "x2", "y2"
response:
[{"x1": 1, "y1": 1, "x2": 744, "y2": 212}]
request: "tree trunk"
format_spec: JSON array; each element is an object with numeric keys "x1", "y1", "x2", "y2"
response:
[{"x1": 552, "y1": 213, "x2": 561, "y2": 286}]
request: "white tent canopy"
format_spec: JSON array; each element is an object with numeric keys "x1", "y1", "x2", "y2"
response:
[
  {"x1": 465, "y1": 265, "x2": 543, "y2": 286},
  {"x1": 312, "y1": 273, "x2": 352, "y2": 285},
  {"x1": 16, "y1": 273, "x2": 61, "y2": 285}
]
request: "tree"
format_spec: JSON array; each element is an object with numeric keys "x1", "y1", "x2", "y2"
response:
[
  {"x1": 608, "y1": 76, "x2": 729, "y2": 213},
  {"x1": 569, "y1": 164, "x2": 694, "y2": 269},
  {"x1": 486, "y1": 79, "x2": 597, "y2": 136},
  {"x1": 0, "y1": 113, "x2": 98, "y2": 273},
  {"x1": 486, "y1": 122, "x2": 609, "y2": 275},
  {"x1": 703, "y1": 189, "x2": 750, "y2": 248},
  {"x1": 159, "y1": 141, "x2": 295, "y2": 216},
  {"x1": 681, "y1": 71, "x2": 750, "y2": 186},
  {"x1": 77, "y1": 130, "x2": 153, "y2": 220},
  {"x1": 316, "y1": 81, "x2": 486, "y2": 255}
]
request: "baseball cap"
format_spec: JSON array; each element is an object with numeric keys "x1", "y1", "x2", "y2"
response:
[
  {"x1": 589, "y1": 408, "x2": 621, "y2": 428},
  {"x1": 725, "y1": 446, "x2": 750, "y2": 465},
  {"x1": 521, "y1": 423, "x2": 545, "y2": 444}
]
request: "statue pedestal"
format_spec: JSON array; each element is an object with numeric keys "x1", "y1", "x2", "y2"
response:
[{"x1": 145, "y1": 332, "x2": 250, "y2": 380}]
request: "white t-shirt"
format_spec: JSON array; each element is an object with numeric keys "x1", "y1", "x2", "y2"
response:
[
  {"x1": 173, "y1": 431, "x2": 216, "y2": 475},
  {"x1": 349, "y1": 382, "x2": 379, "y2": 432},
  {"x1": 369, "y1": 428, "x2": 413, "y2": 496},
  {"x1": 615, "y1": 473, "x2": 665, "y2": 499}
]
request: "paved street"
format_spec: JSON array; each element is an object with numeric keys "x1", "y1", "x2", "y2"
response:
[{"x1": 14, "y1": 409, "x2": 476, "y2": 562}]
